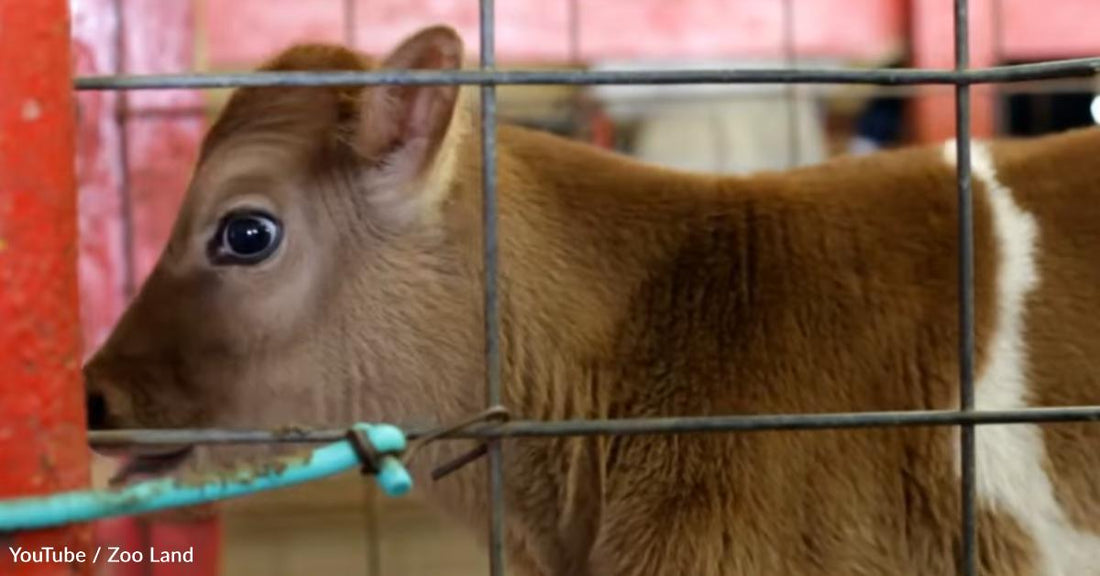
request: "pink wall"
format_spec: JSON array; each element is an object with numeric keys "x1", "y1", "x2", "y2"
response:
[
  {"x1": 72, "y1": 0, "x2": 129, "y2": 356},
  {"x1": 1000, "y1": 0, "x2": 1100, "y2": 60},
  {"x1": 116, "y1": 1, "x2": 205, "y2": 281},
  {"x1": 203, "y1": 0, "x2": 906, "y2": 68},
  {"x1": 910, "y1": 0, "x2": 998, "y2": 143},
  {"x1": 202, "y1": 0, "x2": 1100, "y2": 71},
  {"x1": 72, "y1": 0, "x2": 203, "y2": 354}
]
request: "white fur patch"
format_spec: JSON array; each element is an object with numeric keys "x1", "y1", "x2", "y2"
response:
[{"x1": 943, "y1": 140, "x2": 1100, "y2": 576}]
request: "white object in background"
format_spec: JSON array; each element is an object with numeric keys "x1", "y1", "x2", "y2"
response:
[
  {"x1": 629, "y1": 95, "x2": 827, "y2": 174},
  {"x1": 590, "y1": 58, "x2": 834, "y2": 175}
]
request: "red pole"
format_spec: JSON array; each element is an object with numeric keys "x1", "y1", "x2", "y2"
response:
[{"x1": 0, "y1": 1, "x2": 92, "y2": 575}]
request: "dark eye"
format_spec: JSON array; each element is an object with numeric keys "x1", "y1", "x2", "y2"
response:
[{"x1": 209, "y1": 211, "x2": 283, "y2": 265}]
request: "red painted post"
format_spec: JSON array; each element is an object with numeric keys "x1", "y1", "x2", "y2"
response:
[{"x1": 0, "y1": 1, "x2": 92, "y2": 576}]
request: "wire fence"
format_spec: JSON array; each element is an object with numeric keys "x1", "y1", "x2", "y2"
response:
[
  {"x1": 74, "y1": 1, "x2": 1100, "y2": 576},
  {"x1": 74, "y1": 58, "x2": 1100, "y2": 90}
]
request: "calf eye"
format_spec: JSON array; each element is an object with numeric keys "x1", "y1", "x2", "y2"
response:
[{"x1": 209, "y1": 211, "x2": 283, "y2": 265}]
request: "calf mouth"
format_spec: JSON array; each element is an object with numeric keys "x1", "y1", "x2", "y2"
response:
[{"x1": 108, "y1": 445, "x2": 194, "y2": 486}]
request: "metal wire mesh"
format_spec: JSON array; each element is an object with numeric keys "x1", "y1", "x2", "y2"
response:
[
  {"x1": 74, "y1": 58, "x2": 1100, "y2": 90},
  {"x1": 73, "y1": 2, "x2": 1100, "y2": 575},
  {"x1": 951, "y1": 1, "x2": 978, "y2": 571},
  {"x1": 478, "y1": 2, "x2": 506, "y2": 574},
  {"x1": 110, "y1": 0, "x2": 137, "y2": 301}
]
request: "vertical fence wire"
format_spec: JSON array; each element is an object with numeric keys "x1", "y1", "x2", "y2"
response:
[
  {"x1": 111, "y1": 0, "x2": 137, "y2": 300},
  {"x1": 953, "y1": 1, "x2": 978, "y2": 575},
  {"x1": 782, "y1": 0, "x2": 800, "y2": 168},
  {"x1": 479, "y1": 0, "x2": 506, "y2": 575}
]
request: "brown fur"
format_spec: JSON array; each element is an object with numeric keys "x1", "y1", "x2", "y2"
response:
[
  {"x1": 84, "y1": 26, "x2": 1100, "y2": 575},
  {"x1": 994, "y1": 131, "x2": 1100, "y2": 536}
]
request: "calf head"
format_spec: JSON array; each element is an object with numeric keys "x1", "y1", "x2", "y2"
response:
[{"x1": 83, "y1": 26, "x2": 486, "y2": 453}]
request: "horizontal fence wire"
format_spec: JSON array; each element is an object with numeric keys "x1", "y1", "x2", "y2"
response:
[
  {"x1": 86, "y1": 406, "x2": 1100, "y2": 447},
  {"x1": 74, "y1": 57, "x2": 1100, "y2": 91},
  {"x1": 100, "y1": 78, "x2": 1100, "y2": 123}
]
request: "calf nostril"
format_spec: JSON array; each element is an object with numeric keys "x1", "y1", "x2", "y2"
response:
[{"x1": 86, "y1": 391, "x2": 108, "y2": 430}]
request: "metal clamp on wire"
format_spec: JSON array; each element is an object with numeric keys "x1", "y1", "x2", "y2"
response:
[
  {"x1": 398, "y1": 406, "x2": 511, "y2": 481},
  {"x1": 346, "y1": 423, "x2": 414, "y2": 496},
  {"x1": 347, "y1": 426, "x2": 385, "y2": 474}
]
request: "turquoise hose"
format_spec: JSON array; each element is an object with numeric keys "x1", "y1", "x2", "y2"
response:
[{"x1": 0, "y1": 423, "x2": 412, "y2": 532}]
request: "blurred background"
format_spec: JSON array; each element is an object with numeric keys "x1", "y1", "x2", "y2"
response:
[{"x1": 69, "y1": 1, "x2": 1100, "y2": 574}]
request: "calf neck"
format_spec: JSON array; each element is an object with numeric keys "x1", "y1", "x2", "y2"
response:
[{"x1": 84, "y1": 26, "x2": 1100, "y2": 576}]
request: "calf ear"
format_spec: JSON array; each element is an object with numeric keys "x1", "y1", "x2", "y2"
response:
[{"x1": 356, "y1": 26, "x2": 466, "y2": 226}]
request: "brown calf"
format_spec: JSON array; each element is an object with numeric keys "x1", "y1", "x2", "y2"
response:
[{"x1": 84, "y1": 25, "x2": 1100, "y2": 576}]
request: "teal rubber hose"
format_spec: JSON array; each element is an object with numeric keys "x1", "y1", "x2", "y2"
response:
[{"x1": 0, "y1": 423, "x2": 412, "y2": 532}]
